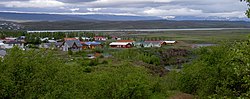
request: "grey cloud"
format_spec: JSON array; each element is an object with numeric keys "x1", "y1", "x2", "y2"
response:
[{"x1": 0, "y1": 0, "x2": 248, "y2": 18}]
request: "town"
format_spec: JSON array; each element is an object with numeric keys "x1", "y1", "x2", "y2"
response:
[{"x1": 0, "y1": 31, "x2": 177, "y2": 58}]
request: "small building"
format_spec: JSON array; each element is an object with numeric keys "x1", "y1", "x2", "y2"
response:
[
  {"x1": 82, "y1": 41, "x2": 103, "y2": 49},
  {"x1": 94, "y1": 36, "x2": 107, "y2": 41},
  {"x1": 109, "y1": 42, "x2": 133, "y2": 48},
  {"x1": 164, "y1": 41, "x2": 177, "y2": 44},
  {"x1": 60, "y1": 40, "x2": 82, "y2": 51},
  {"x1": 112, "y1": 36, "x2": 121, "y2": 40},
  {"x1": 48, "y1": 40, "x2": 57, "y2": 43},
  {"x1": 143, "y1": 42, "x2": 160, "y2": 48},
  {"x1": 134, "y1": 42, "x2": 145, "y2": 48},
  {"x1": 143, "y1": 41, "x2": 168, "y2": 48},
  {"x1": 81, "y1": 37, "x2": 92, "y2": 41},
  {"x1": 5, "y1": 37, "x2": 17, "y2": 41},
  {"x1": 3, "y1": 40, "x2": 25, "y2": 49}
]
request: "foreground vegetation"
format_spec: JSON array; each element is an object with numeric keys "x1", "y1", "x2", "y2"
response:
[{"x1": 1, "y1": 36, "x2": 250, "y2": 98}]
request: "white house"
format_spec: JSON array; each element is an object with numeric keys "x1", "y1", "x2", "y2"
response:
[{"x1": 164, "y1": 41, "x2": 177, "y2": 44}]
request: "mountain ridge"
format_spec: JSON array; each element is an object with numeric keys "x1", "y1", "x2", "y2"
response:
[{"x1": 0, "y1": 12, "x2": 249, "y2": 22}]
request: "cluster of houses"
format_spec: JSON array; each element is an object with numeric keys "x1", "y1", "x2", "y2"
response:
[
  {"x1": 110, "y1": 40, "x2": 176, "y2": 48},
  {"x1": 0, "y1": 37, "x2": 26, "y2": 58},
  {"x1": 0, "y1": 35, "x2": 176, "y2": 58},
  {"x1": 59, "y1": 38, "x2": 176, "y2": 51}
]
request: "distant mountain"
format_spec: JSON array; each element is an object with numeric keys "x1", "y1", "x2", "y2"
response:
[
  {"x1": 0, "y1": 12, "x2": 92, "y2": 22},
  {"x1": 74, "y1": 14, "x2": 162, "y2": 21},
  {"x1": 169, "y1": 16, "x2": 250, "y2": 21},
  {"x1": 1, "y1": 12, "x2": 249, "y2": 22},
  {"x1": 0, "y1": 12, "x2": 162, "y2": 22},
  {"x1": 1, "y1": 12, "x2": 250, "y2": 30}
]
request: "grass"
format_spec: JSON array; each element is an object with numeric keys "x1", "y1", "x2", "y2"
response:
[{"x1": 130, "y1": 29, "x2": 250, "y2": 44}]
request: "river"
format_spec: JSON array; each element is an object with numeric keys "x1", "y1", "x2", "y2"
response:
[{"x1": 27, "y1": 28, "x2": 250, "y2": 33}]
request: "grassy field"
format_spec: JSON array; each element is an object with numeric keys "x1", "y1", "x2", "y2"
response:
[{"x1": 129, "y1": 29, "x2": 250, "y2": 44}]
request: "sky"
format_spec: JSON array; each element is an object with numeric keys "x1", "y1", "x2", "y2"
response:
[{"x1": 0, "y1": 0, "x2": 248, "y2": 19}]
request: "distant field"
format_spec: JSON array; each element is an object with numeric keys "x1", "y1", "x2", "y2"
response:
[{"x1": 130, "y1": 29, "x2": 250, "y2": 44}]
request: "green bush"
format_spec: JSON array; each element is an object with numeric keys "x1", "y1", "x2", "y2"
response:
[
  {"x1": 0, "y1": 47, "x2": 172, "y2": 98},
  {"x1": 177, "y1": 39, "x2": 250, "y2": 98},
  {"x1": 113, "y1": 49, "x2": 161, "y2": 66}
]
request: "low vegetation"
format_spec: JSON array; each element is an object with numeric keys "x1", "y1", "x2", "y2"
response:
[
  {"x1": 1, "y1": 29, "x2": 250, "y2": 98},
  {"x1": 1, "y1": 37, "x2": 250, "y2": 98}
]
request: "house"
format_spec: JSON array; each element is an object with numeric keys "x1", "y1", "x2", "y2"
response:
[
  {"x1": 60, "y1": 40, "x2": 82, "y2": 51},
  {"x1": 94, "y1": 36, "x2": 107, "y2": 41},
  {"x1": 48, "y1": 40, "x2": 57, "y2": 43},
  {"x1": 143, "y1": 42, "x2": 160, "y2": 48},
  {"x1": 2, "y1": 40, "x2": 25, "y2": 49},
  {"x1": 134, "y1": 42, "x2": 145, "y2": 48},
  {"x1": 164, "y1": 41, "x2": 177, "y2": 44},
  {"x1": 143, "y1": 41, "x2": 168, "y2": 48},
  {"x1": 82, "y1": 41, "x2": 103, "y2": 49},
  {"x1": 5, "y1": 37, "x2": 17, "y2": 41},
  {"x1": 82, "y1": 37, "x2": 92, "y2": 41},
  {"x1": 136, "y1": 41, "x2": 176, "y2": 48},
  {"x1": 109, "y1": 42, "x2": 133, "y2": 48},
  {"x1": 0, "y1": 49, "x2": 6, "y2": 58},
  {"x1": 112, "y1": 36, "x2": 121, "y2": 40}
]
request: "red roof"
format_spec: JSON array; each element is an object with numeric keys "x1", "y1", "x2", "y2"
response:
[
  {"x1": 117, "y1": 40, "x2": 134, "y2": 42},
  {"x1": 64, "y1": 38, "x2": 77, "y2": 41}
]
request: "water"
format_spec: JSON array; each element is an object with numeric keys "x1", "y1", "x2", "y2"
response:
[{"x1": 27, "y1": 28, "x2": 249, "y2": 33}]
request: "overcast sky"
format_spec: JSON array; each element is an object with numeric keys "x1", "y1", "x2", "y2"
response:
[{"x1": 0, "y1": 0, "x2": 248, "y2": 19}]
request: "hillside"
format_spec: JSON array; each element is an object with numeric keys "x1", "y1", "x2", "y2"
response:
[{"x1": 21, "y1": 20, "x2": 250, "y2": 30}]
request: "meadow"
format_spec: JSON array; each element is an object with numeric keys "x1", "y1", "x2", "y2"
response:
[{"x1": 128, "y1": 29, "x2": 250, "y2": 43}]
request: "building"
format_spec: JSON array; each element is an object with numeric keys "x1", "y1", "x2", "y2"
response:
[
  {"x1": 109, "y1": 42, "x2": 133, "y2": 48},
  {"x1": 94, "y1": 36, "x2": 107, "y2": 41},
  {"x1": 164, "y1": 41, "x2": 177, "y2": 44},
  {"x1": 134, "y1": 42, "x2": 145, "y2": 48},
  {"x1": 143, "y1": 42, "x2": 161, "y2": 48},
  {"x1": 60, "y1": 40, "x2": 82, "y2": 51},
  {"x1": 143, "y1": 41, "x2": 168, "y2": 48},
  {"x1": 81, "y1": 37, "x2": 92, "y2": 41},
  {"x1": 136, "y1": 41, "x2": 176, "y2": 48},
  {"x1": 82, "y1": 41, "x2": 103, "y2": 49},
  {"x1": 1, "y1": 40, "x2": 25, "y2": 49}
]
